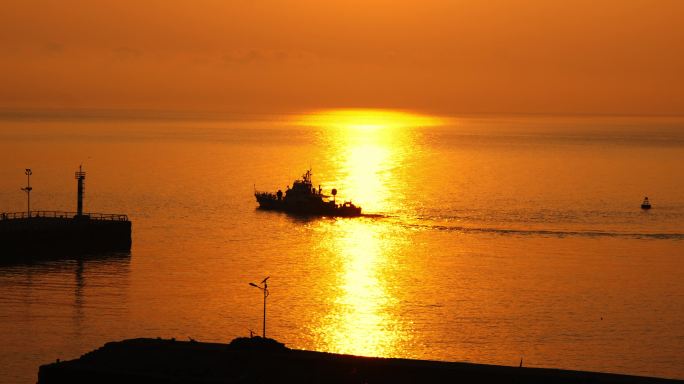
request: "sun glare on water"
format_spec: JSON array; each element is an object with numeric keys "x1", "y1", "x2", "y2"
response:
[
  {"x1": 295, "y1": 109, "x2": 444, "y2": 213},
  {"x1": 298, "y1": 109, "x2": 443, "y2": 131},
  {"x1": 313, "y1": 220, "x2": 409, "y2": 357},
  {"x1": 295, "y1": 109, "x2": 444, "y2": 357}
]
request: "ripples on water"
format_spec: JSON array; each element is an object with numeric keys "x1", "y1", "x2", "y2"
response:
[{"x1": 0, "y1": 113, "x2": 683, "y2": 383}]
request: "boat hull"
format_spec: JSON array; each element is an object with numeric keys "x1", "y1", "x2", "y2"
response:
[{"x1": 255, "y1": 194, "x2": 361, "y2": 217}]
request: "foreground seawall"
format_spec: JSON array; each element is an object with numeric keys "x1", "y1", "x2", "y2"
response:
[{"x1": 38, "y1": 337, "x2": 682, "y2": 384}]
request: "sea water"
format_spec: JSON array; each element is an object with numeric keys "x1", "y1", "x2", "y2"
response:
[{"x1": 0, "y1": 114, "x2": 682, "y2": 383}]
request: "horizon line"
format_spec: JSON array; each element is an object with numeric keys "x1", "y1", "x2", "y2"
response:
[{"x1": 2, "y1": 107, "x2": 684, "y2": 122}]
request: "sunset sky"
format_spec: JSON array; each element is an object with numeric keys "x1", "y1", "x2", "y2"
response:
[{"x1": 2, "y1": 0, "x2": 683, "y2": 116}]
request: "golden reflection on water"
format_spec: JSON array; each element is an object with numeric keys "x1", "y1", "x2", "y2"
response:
[
  {"x1": 298, "y1": 109, "x2": 440, "y2": 356},
  {"x1": 315, "y1": 220, "x2": 407, "y2": 357},
  {"x1": 299, "y1": 108, "x2": 442, "y2": 131},
  {"x1": 299, "y1": 109, "x2": 441, "y2": 212},
  {"x1": 340, "y1": 143, "x2": 393, "y2": 212}
]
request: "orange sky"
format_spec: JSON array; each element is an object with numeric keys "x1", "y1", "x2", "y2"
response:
[{"x1": 1, "y1": 0, "x2": 683, "y2": 116}]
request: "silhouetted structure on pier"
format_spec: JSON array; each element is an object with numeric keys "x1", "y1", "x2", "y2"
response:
[
  {"x1": 76, "y1": 166, "x2": 86, "y2": 216},
  {"x1": 0, "y1": 167, "x2": 131, "y2": 258}
]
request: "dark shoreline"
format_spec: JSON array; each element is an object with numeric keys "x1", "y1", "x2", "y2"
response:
[{"x1": 38, "y1": 337, "x2": 682, "y2": 384}]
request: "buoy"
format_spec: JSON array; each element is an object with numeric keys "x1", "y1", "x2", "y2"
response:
[{"x1": 641, "y1": 196, "x2": 651, "y2": 210}]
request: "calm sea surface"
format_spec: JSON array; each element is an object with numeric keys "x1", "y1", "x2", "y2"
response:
[{"x1": 0, "y1": 114, "x2": 683, "y2": 383}]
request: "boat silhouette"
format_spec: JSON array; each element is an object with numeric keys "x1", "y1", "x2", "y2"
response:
[{"x1": 255, "y1": 170, "x2": 361, "y2": 217}]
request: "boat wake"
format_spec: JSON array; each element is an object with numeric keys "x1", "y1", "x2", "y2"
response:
[
  {"x1": 356, "y1": 213, "x2": 684, "y2": 240},
  {"x1": 405, "y1": 222, "x2": 684, "y2": 240},
  {"x1": 359, "y1": 213, "x2": 389, "y2": 219}
]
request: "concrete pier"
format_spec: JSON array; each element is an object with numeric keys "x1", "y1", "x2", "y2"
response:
[
  {"x1": 1, "y1": 167, "x2": 131, "y2": 259},
  {"x1": 0, "y1": 212, "x2": 131, "y2": 258}
]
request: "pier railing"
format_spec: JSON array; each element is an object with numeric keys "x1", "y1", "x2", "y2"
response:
[{"x1": 0, "y1": 211, "x2": 129, "y2": 222}]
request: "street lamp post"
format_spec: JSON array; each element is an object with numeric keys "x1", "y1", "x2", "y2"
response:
[
  {"x1": 249, "y1": 276, "x2": 270, "y2": 338},
  {"x1": 21, "y1": 169, "x2": 33, "y2": 217}
]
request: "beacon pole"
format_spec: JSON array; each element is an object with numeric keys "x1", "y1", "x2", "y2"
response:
[
  {"x1": 21, "y1": 169, "x2": 33, "y2": 217},
  {"x1": 249, "y1": 276, "x2": 270, "y2": 338}
]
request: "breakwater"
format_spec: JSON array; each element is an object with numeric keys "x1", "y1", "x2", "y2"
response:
[
  {"x1": 38, "y1": 337, "x2": 682, "y2": 384},
  {"x1": 0, "y1": 211, "x2": 131, "y2": 258}
]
